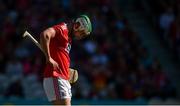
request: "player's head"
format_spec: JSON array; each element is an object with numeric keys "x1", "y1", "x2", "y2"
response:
[{"x1": 73, "y1": 15, "x2": 92, "y2": 39}]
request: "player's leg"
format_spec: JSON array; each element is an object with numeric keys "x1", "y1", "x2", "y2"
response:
[
  {"x1": 51, "y1": 78, "x2": 72, "y2": 105},
  {"x1": 43, "y1": 77, "x2": 72, "y2": 105},
  {"x1": 51, "y1": 98, "x2": 71, "y2": 105}
]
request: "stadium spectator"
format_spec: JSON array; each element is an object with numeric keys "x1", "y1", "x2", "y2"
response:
[
  {"x1": 159, "y1": 7, "x2": 175, "y2": 39},
  {"x1": 4, "y1": 79, "x2": 24, "y2": 98}
]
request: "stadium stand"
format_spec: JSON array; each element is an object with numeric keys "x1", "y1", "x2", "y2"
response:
[
  {"x1": 0, "y1": 0, "x2": 179, "y2": 105},
  {"x1": 141, "y1": 0, "x2": 180, "y2": 61}
]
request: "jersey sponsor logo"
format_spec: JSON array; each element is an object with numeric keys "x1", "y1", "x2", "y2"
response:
[{"x1": 65, "y1": 43, "x2": 71, "y2": 53}]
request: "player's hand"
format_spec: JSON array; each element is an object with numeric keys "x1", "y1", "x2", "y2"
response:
[{"x1": 47, "y1": 57, "x2": 60, "y2": 70}]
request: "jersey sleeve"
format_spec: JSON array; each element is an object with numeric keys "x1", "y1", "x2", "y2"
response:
[{"x1": 52, "y1": 24, "x2": 68, "y2": 41}]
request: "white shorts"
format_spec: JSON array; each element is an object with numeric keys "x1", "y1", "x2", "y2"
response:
[{"x1": 43, "y1": 77, "x2": 72, "y2": 102}]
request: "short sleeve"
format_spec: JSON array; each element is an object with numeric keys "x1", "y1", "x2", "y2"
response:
[{"x1": 52, "y1": 23, "x2": 68, "y2": 41}]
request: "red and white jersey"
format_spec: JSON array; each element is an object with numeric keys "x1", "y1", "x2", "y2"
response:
[{"x1": 43, "y1": 22, "x2": 72, "y2": 80}]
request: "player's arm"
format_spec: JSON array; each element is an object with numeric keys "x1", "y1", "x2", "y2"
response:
[
  {"x1": 40, "y1": 28, "x2": 55, "y2": 59},
  {"x1": 40, "y1": 28, "x2": 60, "y2": 69}
]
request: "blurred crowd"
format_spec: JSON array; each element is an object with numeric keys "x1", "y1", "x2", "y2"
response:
[
  {"x1": 145, "y1": 0, "x2": 180, "y2": 60},
  {"x1": 0, "y1": 0, "x2": 177, "y2": 102}
]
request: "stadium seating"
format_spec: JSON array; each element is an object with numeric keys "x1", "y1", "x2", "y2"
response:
[{"x1": 0, "y1": 0, "x2": 178, "y2": 104}]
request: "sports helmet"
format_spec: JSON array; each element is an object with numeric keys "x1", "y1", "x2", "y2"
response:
[{"x1": 75, "y1": 15, "x2": 92, "y2": 35}]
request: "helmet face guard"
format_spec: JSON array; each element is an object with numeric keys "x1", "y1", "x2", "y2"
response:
[{"x1": 75, "y1": 15, "x2": 92, "y2": 35}]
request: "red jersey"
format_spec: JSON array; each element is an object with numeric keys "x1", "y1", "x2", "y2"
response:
[{"x1": 43, "y1": 22, "x2": 72, "y2": 80}]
